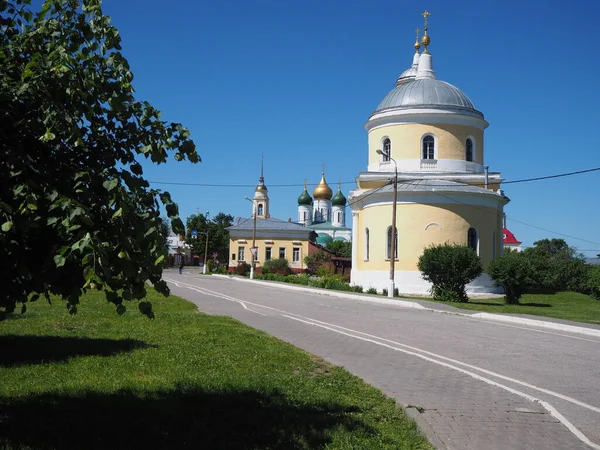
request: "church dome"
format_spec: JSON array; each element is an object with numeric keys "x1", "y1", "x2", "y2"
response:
[
  {"x1": 297, "y1": 189, "x2": 313, "y2": 206},
  {"x1": 316, "y1": 233, "x2": 333, "y2": 245},
  {"x1": 313, "y1": 173, "x2": 333, "y2": 200},
  {"x1": 331, "y1": 188, "x2": 347, "y2": 206},
  {"x1": 375, "y1": 78, "x2": 482, "y2": 118}
]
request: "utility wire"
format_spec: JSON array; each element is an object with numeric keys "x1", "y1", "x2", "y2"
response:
[{"x1": 149, "y1": 166, "x2": 600, "y2": 189}]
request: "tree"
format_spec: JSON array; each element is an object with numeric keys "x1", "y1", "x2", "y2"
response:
[
  {"x1": 487, "y1": 250, "x2": 530, "y2": 304},
  {"x1": 0, "y1": 0, "x2": 199, "y2": 317},
  {"x1": 325, "y1": 240, "x2": 352, "y2": 258},
  {"x1": 588, "y1": 265, "x2": 600, "y2": 300},
  {"x1": 304, "y1": 251, "x2": 331, "y2": 275},
  {"x1": 417, "y1": 244, "x2": 483, "y2": 302},
  {"x1": 184, "y1": 212, "x2": 233, "y2": 269},
  {"x1": 524, "y1": 239, "x2": 587, "y2": 292}
]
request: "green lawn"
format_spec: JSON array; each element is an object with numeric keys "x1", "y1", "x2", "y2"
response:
[
  {"x1": 0, "y1": 290, "x2": 431, "y2": 450},
  {"x1": 426, "y1": 292, "x2": 600, "y2": 325}
]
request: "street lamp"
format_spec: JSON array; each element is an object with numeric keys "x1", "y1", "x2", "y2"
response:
[
  {"x1": 203, "y1": 211, "x2": 210, "y2": 274},
  {"x1": 376, "y1": 149, "x2": 398, "y2": 298},
  {"x1": 244, "y1": 197, "x2": 257, "y2": 280}
]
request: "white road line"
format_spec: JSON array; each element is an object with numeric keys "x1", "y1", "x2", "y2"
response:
[
  {"x1": 164, "y1": 276, "x2": 600, "y2": 449},
  {"x1": 281, "y1": 314, "x2": 600, "y2": 450}
]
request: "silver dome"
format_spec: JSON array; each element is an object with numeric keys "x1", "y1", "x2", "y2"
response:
[{"x1": 375, "y1": 78, "x2": 482, "y2": 117}]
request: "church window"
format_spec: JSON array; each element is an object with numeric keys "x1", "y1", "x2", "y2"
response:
[
  {"x1": 365, "y1": 228, "x2": 370, "y2": 260},
  {"x1": 467, "y1": 227, "x2": 478, "y2": 253},
  {"x1": 382, "y1": 138, "x2": 391, "y2": 162},
  {"x1": 303, "y1": 211, "x2": 307, "y2": 221},
  {"x1": 422, "y1": 135, "x2": 435, "y2": 160},
  {"x1": 257, "y1": 204, "x2": 263, "y2": 216},
  {"x1": 386, "y1": 226, "x2": 398, "y2": 260},
  {"x1": 466, "y1": 138, "x2": 473, "y2": 162}
]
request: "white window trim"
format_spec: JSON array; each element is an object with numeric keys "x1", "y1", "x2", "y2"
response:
[
  {"x1": 292, "y1": 247, "x2": 300, "y2": 264},
  {"x1": 380, "y1": 136, "x2": 392, "y2": 162},
  {"x1": 420, "y1": 133, "x2": 437, "y2": 160}
]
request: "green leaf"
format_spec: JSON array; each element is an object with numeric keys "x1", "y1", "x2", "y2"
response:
[
  {"x1": 53, "y1": 254, "x2": 66, "y2": 267},
  {"x1": 103, "y1": 178, "x2": 118, "y2": 191},
  {"x1": 154, "y1": 254, "x2": 165, "y2": 266},
  {"x1": 112, "y1": 207, "x2": 123, "y2": 219},
  {"x1": 41, "y1": 130, "x2": 56, "y2": 142},
  {"x1": 1, "y1": 221, "x2": 13, "y2": 232},
  {"x1": 27, "y1": 203, "x2": 37, "y2": 211},
  {"x1": 118, "y1": 251, "x2": 127, "y2": 259}
]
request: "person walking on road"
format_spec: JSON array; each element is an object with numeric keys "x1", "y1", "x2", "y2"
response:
[{"x1": 178, "y1": 257, "x2": 184, "y2": 275}]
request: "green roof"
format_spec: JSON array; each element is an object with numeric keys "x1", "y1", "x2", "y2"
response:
[
  {"x1": 316, "y1": 233, "x2": 333, "y2": 245},
  {"x1": 297, "y1": 189, "x2": 313, "y2": 206},
  {"x1": 331, "y1": 188, "x2": 347, "y2": 206}
]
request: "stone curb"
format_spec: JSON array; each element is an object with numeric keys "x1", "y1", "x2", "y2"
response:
[{"x1": 210, "y1": 274, "x2": 600, "y2": 339}]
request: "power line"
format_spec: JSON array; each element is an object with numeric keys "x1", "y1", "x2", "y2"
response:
[{"x1": 148, "y1": 166, "x2": 600, "y2": 189}]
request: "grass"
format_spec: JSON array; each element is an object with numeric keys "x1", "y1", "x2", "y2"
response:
[
  {"x1": 0, "y1": 290, "x2": 431, "y2": 450},
  {"x1": 427, "y1": 292, "x2": 600, "y2": 325}
]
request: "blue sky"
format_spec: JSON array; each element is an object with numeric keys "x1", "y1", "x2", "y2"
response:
[{"x1": 100, "y1": 0, "x2": 600, "y2": 256}]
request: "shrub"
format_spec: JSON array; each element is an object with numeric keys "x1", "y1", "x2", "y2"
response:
[
  {"x1": 288, "y1": 274, "x2": 311, "y2": 285},
  {"x1": 588, "y1": 265, "x2": 600, "y2": 300},
  {"x1": 417, "y1": 244, "x2": 483, "y2": 302},
  {"x1": 235, "y1": 261, "x2": 251, "y2": 277},
  {"x1": 487, "y1": 251, "x2": 531, "y2": 304},
  {"x1": 393, "y1": 287, "x2": 400, "y2": 297},
  {"x1": 262, "y1": 258, "x2": 291, "y2": 275},
  {"x1": 304, "y1": 251, "x2": 331, "y2": 275},
  {"x1": 366, "y1": 287, "x2": 377, "y2": 295},
  {"x1": 316, "y1": 265, "x2": 334, "y2": 278},
  {"x1": 351, "y1": 285, "x2": 364, "y2": 293},
  {"x1": 382, "y1": 288, "x2": 388, "y2": 297}
]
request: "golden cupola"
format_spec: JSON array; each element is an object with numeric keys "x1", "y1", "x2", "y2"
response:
[{"x1": 313, "y1": 172, "x2": 333, "y2": 200}]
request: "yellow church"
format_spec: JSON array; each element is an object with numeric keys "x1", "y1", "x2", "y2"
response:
[{"x1": 349, "y1": 12, "x2": 509, "y2": 295}]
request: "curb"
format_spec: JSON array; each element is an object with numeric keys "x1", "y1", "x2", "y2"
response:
[{"x1": 210, "y1": 274, "x2": 600, "y2": 339}]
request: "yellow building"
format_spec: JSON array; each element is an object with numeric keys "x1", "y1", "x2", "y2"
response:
[
  {"x1": 227, "y1": 165, "x2": 313, "y2": 274},
  {"x1": 350, "y1": 15, "x2": 509, "y2": 294}
]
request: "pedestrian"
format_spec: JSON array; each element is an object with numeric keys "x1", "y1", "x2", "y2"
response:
[{"x1": 179, "y1": 257, "x2": 184, "y2": 275}]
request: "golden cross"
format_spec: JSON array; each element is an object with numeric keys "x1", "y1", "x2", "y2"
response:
[
  {"x1": 415, "y1": 28, "x2": 420, "y2": 39},
  {"x1": 321, "y1": 162, "x2": 326, "y2": 174},
  {"x1": 422, "y1": 10, "x2": 430, "y2": 30}
]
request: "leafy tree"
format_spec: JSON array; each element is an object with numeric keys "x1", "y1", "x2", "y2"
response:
[
  {"x1": 159, "y1": 217, "x2": 171, "y2": 252},
  {"x1": 184, "y1": 212, "x2": 233, "y2": 269},
  {"x1": 417, "y1": 244, "x2": 483, "y2": 302},
  {"x1": 304, "y1": 251, "x2": 331, "y2": 275},
  {"x1": 588, "y1": 265, "x2": 600, "y2": 300},
  {"x1": 325, "y1": 240, "x2": 352, "y2": 258},
  {"x1": 487, "y1": 250, "x2": 530, "y2": 304},
  {"x1": 0, "y1": 0, "x2": 199, "y2": 317},
  {"x1": 524, "y1": 239, "x2": 587, "y2": 292}
]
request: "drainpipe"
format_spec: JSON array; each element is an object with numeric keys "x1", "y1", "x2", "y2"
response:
[{"x1": 484, "y1": 165, "x2": 489, "y2": 189}]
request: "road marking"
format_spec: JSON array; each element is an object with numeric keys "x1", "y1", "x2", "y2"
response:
[
  {"x1": 164, "y1": 276, "x2": 600, "y2": 449},
  {"x1": 281, "y1": 314, "x2": 600, "y2": 450}
]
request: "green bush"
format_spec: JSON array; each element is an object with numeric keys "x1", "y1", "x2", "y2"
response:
[
  {"x1": 417, "y1": 243, "x2": 483, "y2": 302},
  {"x1": 393, "y1": 287, "x2": 399, "y2": 297},
  {"x1": 366, "y1": 287, "x2": 377, "y2": 295},
  {"x1": 487, "y1": 251, "x2": 530, "y2": 304},
  {"x1": 287, "y1": 274, "x2": 311, "y2": 285},
  {"x1": 588, "y1": 265, "x2": 600, "y2": 300},
  {"x1": 235, "y1": 261, "x2": 251, "y2": 276},
  {"x1": 382, "y1": 288, "x2": 388, "y2": 297},
  {"x1": 351, "y1": 285, "x2": 364, "y2": 293},
  {"x1": 261, "y1": 258, "x2": 291, "y2": 275},
  {"x1": 304, "y1": 251, "x2": 332, "y2": 275}
]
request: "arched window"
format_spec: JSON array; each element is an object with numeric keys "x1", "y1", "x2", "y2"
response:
[
  {"x1": 386, "y1": 226, "x2": 398, "y2": 260},
  {"x1": 257, "y1": 204, "x2": 263, "y2": 216},
  {"x1": 422, "y1": 135, "x2": 435, "y2": 160},
  {"x1": 382, "y1": 138, "x2": 391, "y2": 162},
  {"x1": 365, "y1": 228, "x2": 370, "y2": 260},
  {"x1": 467, "y1": 227, "x2": 478, "y2": 253},
  {"x1": 466, "y1": 138, "x2": 473, "y2": 162}
]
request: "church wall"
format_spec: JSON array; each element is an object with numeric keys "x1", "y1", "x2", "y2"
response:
[
  {"x1": 356, "y1": 202, "x2": 502, "y2": 272},
  {"x1": 368, "y1": 123, "x2": 484, "y2": 164}
]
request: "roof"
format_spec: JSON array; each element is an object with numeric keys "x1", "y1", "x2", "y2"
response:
[
  {"x1": 227, "y1": 217, "x2": 309, "y2": 232},
  {"x1": 375, "y1": 78, "x2": 482, "y2": 117},
  {"x1": 307, "y1": 220, "x2": 351, "y2": 231},
  {"x1": 503, "y1": 227, "x2": 522, "y2": 245}
]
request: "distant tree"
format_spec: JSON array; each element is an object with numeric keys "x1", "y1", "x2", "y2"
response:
[
  {"x1": 159, "y1": 218, "x2": 171, "y2": 252},
  {"x1": 304, "y1": 251, "x2": 331, "y2": 275},
  {"x1": 0, "y1": 0, "x2": 199, "y2": 318},
  {"x1": 524, "y1": 239, "x2": 587, "y2": 292},
  {"x1": 185, "y1": 212, "x2": 233, "y2": 268},
  {"x1": 325, "y1": 240, "x2": 352, "y2": 258},
  {"x1": 588, "y1": 265, "x2": 600, "y2": 300},
  {"x1": 418, "y1": 244, "x2": 483, "y2": 302}
]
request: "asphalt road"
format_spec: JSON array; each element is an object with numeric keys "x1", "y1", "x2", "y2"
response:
[{"x1": 164, "y1": 272, "x2": 600, "y2": 450}]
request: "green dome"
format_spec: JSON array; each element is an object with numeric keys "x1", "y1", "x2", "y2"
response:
[
  {"x1": 316, "y1": 233, "x2": 333, "y2": 245},
  {"x1": 297, "y1": 189, "x2": 313, "y2": 206},
  {"x1": 331, "y1": 188, "x2": 347, "y2": 206}
]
